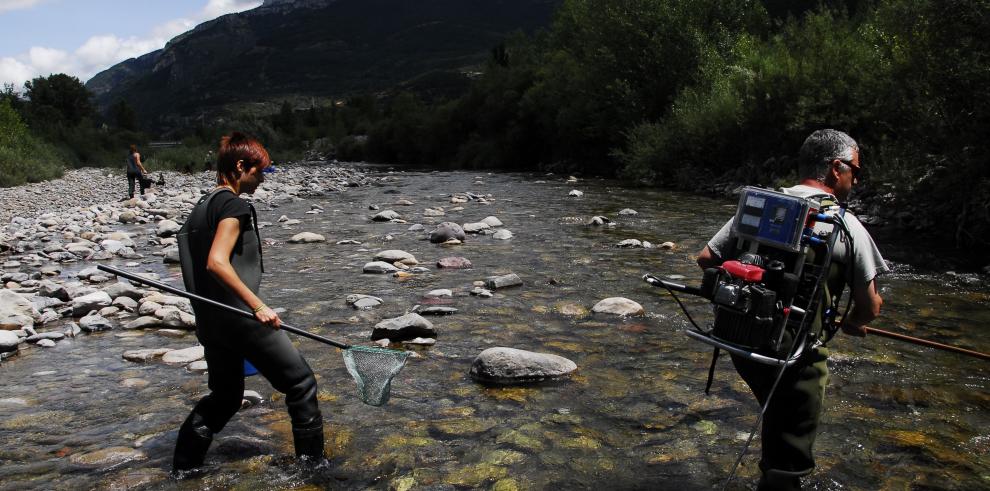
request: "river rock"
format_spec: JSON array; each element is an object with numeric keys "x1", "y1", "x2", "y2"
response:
[
  {"x1": 463, "y1": 222, "x2": 491, "y2": 233},
  {"x1": 374, "y1": 250, "x2": 418, "y2": 265},
  {"x1": 372, "y1": 313, "x2": 436, "y2": 341},
  {"x1": 123, "y1": 348, "x2": 172, "y2": 362},
  {"x1": 0, "y1": 290, "x2": 39, "y2": 329},
  {"x1": 364, "y1": 261, "x2": 400, "y2": 274},
  {"x1": 346, "y1": 294, "x2": 384, "y2": 309},
  {"x1": 423, "y1": 208, "x2": 445, "y2": 217},
  {"x1": 481, "y1": 216, "x2": 503, "y2": 227},
  {"x1": 470, "y1": 287, "x2": 493, "y2": 298},
  {"x1": 492, "y1": 229, "x2": 513, "y2": 240},
  {"x1": 103, "y1": 281, "x2": 144, "y2": 300},
  {"x1": 72, "y1": 291, "x2": 113, "y2": 316},
  {"x1": 69, "y1": 447, "x2": 146, "y2": 467},
  {"x1": 485, "y1": 274, "x2": 522, "y2": 290},
  {"x1": 79, "y1": 312, "x2": 113, "y2": 332},
  {"x1": 618, "y1": 209, "x2": 638, "y2": 216},
  {"x1": 156, "y1": 220, "x2": 181, "y2": 237},
  {"x1": 425, "y1": 289, "x2": 453, "y2": 297},
  {"x1": 617, "y1": 239, "x2": 643, "y2": 248},
  {"x1": 162, "y1": 246, "x2": 180, "y2": 264},
  {"x1": 470, "y1": 347, "x2": 577, "y2": 384},
  {"x1": 124, "y1": 316, "x2": 162, "y2": 330},
  {"x1": 660, "y1": 241, "x2": 675, "y2": 250},
  {"x1": 187, "y1": 360, "x2": 209, "y2": 373},
  {"x1": 38, "y1": 280, "x2": 70, "y2": 301},
  {"x1": 36, "y1": 338, "x2": 56, "y2": 348},
  {"x1": 25, "y1": 331, "x2": 65, "y2": 342},
  {"x1": 437, "y1": 257, "x2": 472, "y2": 269},
  {"x1": 0, "y1": 330, "x2": 21, "y2": 352},
  {"x1": 413, "y1": 306, "x2": 458, "y2": 316},
  {"x1": 587, "y1": 216, "x2": 611, "y2": 226},
  {"x1": 112, "y1": 296, "x2": 139, "y2": 312},
  {"x1": 568, "y1": 190, "x2": 583, "y2": 197},
  {"x1": 372, "y1": 210, "x2": 401, "y2": 221},
  {"x1": 162, "y1": 345, "x2": 205, "y2": 365},
  {"x1": 289, "y1": 232, "x2": 326, "y2": 243},
  {"x1": 430, "y1": 222, "x2": 466, "y2": 243},
  {"x1": 592, "y1": 297, "x2": 644, "y2": 316}
]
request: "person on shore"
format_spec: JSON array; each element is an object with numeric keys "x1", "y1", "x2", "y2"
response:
[
  {"x1": 204, "y1": 150, "x2": 214, "y2": 172},
  {"x1": 125, "y1": 144, "x2": 148, "y2": 199},
  {"x1": 696, "y1": 129, "x2": 888, "y2": 490},
  {"x1": 173, "y1": 132, "x2": 324, "y2": 472}
]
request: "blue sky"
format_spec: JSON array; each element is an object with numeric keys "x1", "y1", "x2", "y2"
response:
[{"x1": 0, "y1": 0, "x2": 262, "y2": 89}]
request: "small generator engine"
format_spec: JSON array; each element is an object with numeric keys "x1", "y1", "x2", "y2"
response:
[{"x1": 645, "y1": 186, "x2": 845, "y2": 367}]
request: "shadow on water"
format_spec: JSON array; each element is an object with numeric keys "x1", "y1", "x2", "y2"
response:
[{"x1": 0, "y1": 168, "x2": 987, "y2": 490}]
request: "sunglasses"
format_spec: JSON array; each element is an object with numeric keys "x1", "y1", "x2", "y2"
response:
[{"x1": 839, "y1": 159, "x2": 861, "y2": 180}]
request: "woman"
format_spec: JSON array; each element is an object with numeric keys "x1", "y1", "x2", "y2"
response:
[
  {"x1": 125, "y1": 144, "x2": 148, "y2": 198},
  {"x1": 174, "y1": 132, "x2": 323, "y2": 472}
]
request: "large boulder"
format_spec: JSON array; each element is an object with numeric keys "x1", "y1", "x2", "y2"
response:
[
  {"x1": 470, "y1": 347, "x2": 577, "y2": 384},
  {"x1": 429, "y1": 222, "x2": 465, "y2": 244},
  {"x1": 371, "y1": 313, "x2": 436, "y2": 341},
  {"x1": 162, "y1": 345, "x2": 205, "y2": 365},
  {"x1": 156, "y1": 220, "x2": 181, "y2": 238},
  {"x1": 0, "y1": 290, "x2": 40, "y2": 330}
]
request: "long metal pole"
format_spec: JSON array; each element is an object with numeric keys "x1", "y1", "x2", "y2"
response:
[
  {"x1": 96, "y1": 264, "x2": 351, "y2": 350},
  {"x1": 865, "y1": 326, "x2": 989, "y2": 361}
]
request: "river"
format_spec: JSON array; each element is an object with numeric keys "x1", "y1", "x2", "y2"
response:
[{"x1": 1, "y1": 167, "x2": 987, "y2": 490}]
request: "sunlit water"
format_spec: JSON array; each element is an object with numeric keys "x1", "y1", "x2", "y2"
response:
[{"x1": 1, "y1": 167, "x2": 987, "y2": 490}]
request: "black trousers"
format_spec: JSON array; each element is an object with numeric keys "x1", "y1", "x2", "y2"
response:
[
  {"x1": 126, "y1": 172, "x2": 144, "y2": 197},
  {"x1": 189, "y1": 312, "x2": 321, "y2": 433}
]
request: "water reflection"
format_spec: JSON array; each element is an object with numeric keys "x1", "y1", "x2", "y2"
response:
[{"x1": 1, "y1": 169, "x2": 987, "y2": 490}]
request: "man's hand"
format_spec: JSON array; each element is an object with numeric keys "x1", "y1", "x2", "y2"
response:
[{"x1": 841, "y1": 322, "x2": 867, "y2": 337}]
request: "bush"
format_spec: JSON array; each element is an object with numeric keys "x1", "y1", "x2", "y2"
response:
[{"x1": 0, "y1": 100, "x2": 64, "y2": 187}]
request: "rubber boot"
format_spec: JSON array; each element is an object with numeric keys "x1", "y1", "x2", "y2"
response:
[
  {"x1": 757, "y1": 470, "x2": 802, "y2": 491},
  {"x1": 291, "y1": 415, "x2": 325, "y2": 460},
  {"x1": 172, "y1": 413, "x2": 214, "y2": 472}
]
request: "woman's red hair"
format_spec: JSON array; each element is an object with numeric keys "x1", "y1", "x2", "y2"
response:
[{"x1": 217, "y1": 132, "x2": 270, "y2": 183}]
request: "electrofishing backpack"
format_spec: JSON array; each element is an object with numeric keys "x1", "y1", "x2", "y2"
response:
[{"x1": 644, "y1": 186, "x2": 851, "y2": 392}]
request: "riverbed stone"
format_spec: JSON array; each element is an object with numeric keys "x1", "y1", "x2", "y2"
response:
[
  {"x1": 587, "y1": 216, "x2": 611, "y2": 226},
  {"x1": 374, "y1": 250, "x2": 418, "y2": 265},
  {"x1": 425, "y1": 289, "x2": 453, "y2": 298},
  {"x1": 69, "y1": 447, "x2": 147, "y2": 467},
  {"x1": 485, "y1": 274, "x2": 522, "y2": 290},
  {"x1": 75, "y1": 293, "x2": 118, "y2": 321},
  {"x1": 288, "y1": 232, "x2": 326, "y2": 243},
  {"x1": 437, "y1": 257, "x2": 472, "y2": 269},
  {"x1": 79, "y1": 312, "x2": 114, "y2": 332},
  {"x1": 346, "y1": 294, "x2": 384, "y2": 309},
  {"x1": 618, "y1": 208, "x2": 638, "y2": 216},
  {"x1": 372, "y1": 210, "x2": 401, "y2": 221},
  {"x1": 430, "y1": 222, "x2": 466, "y2": 244},
  {"x1": 0, "y1": 290, "x2": 39, "y2": 330},
  {"x1": 187, "y1": 360, "x2": 209, "y2": 373},
  {"x1": 413, "y1": 306, "x2": 458, "y2": 316},
  {"x1": 38, "y1": 280, "x2": 70, "y2": 301},
  {"x1": 36, "y1": 338, "x2": 56, "y2": 347},
  {"x1": 156, "y1": 220, "x2": 181, "y2": 237},
  {"x1": 481, "y1": 216, "x2": 503, "y2": 227},
  {"x1": 463, "y1": 222, "x2": 491, "y2": 233},
  {"x1": 617, "y1": 239, "x2": 643, "y2": 248},
  {"x1": 568, "y1": 190, "x2": 583, "y2": 197},
  {"x1": 103, "y1": 282, "x2": 144, "y2": 300},
  {"x1": 592, "y1": 297, "x2": 644, "y2": 316},
  {"x1": 162, "y1": 345, "x2": 205, "y2": 365},
  {"x1": 112, "y1": 296, "x2": 139, "y2": 312},
  {"x1": 0, "y1": 330, "x2": 21, "y2": 352},
  {"x1": 372, "y1": 313, "x2": 436, "y2": 341},
  {"x1": 470, "y1": 347, "x2": 577, "y2": 384},
  {"x1": 364, "y1": 261, "x2": 400, "y2": 274},
  {"x1": 123, "y1": 348, "x2": 172, "y2": 362},
  {"x1": 492, "y1": 229, "x2": 513, "y2": 240}
]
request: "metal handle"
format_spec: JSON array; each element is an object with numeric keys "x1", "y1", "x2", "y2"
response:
[
  {"x1": 96, "y1": 264, "x2": 350, "y2": 350},
  {"x1": 642, "y1": 273, "x2": 702, "y2": 296}
]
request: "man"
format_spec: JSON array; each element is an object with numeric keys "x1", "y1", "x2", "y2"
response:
[{"x1": 697, "y1": 129, "x2": 888, "y2": 490}]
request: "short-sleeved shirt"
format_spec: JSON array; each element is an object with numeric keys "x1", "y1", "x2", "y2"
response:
[
  {"x1": 707, "y1": 184, "x2": 889, "y2": 292},
  {"x1": 186, "y1": 190, "x2": 256, "y2": 307}
]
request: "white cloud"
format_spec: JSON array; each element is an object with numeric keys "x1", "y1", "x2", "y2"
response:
[
  {"x1": 0, "y1": 0, "x2": 47, "y2": 14},
  {"x1": 0, "y1": 0, "x2": 262, "y2": 91}
]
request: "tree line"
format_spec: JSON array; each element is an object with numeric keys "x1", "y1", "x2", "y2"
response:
[{"x1": 1, "y1": 0, "x2": 987, "y2": 256}]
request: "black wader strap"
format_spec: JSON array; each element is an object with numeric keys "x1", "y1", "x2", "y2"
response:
[
  {"x1": 705, "y1": 348, "x2": 720, "y2": 395},
  {"x1": 248, "y1": 203, "x2": 264, "y2": 273}
]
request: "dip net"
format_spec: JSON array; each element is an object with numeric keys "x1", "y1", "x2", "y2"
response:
[{"x1": 342, "y1": 346, "x2": 410, "y2": 406}]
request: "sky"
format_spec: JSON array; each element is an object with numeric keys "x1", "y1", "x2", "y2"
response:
[{"x1": 0, "y1": 0, "x2": 263, "y2": 90}]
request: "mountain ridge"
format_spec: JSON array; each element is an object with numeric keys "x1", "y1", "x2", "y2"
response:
[{"x1": 86, "y1": 0, "x2": 559, "y2": 128}]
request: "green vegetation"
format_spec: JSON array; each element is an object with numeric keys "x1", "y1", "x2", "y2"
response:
[
  {"x1": 2, "y1": 0, "x2": 987, "y2": 258},
  {"x1": 0, "y1": 99, "x2": 64, "y2": 187}
]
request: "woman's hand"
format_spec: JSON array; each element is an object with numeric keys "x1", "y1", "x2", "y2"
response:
[{"x1": 253, "y1": 304, "x2": 281, "y2": 329}]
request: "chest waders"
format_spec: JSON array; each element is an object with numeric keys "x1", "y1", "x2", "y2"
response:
[
  {"x1": 171, "y1": 189, "x2": 325, "y2": 470},
  {"x1": 643, "y1": 187, "x2": 854, "y2": 489}
]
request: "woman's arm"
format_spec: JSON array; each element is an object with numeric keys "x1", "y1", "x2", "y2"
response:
[
  {"x1": 135, "y1": 153, "x2": 148, "y2": 174},
  {"x1": 206, "y1": 217, "x2": 281, "y2": 328}
]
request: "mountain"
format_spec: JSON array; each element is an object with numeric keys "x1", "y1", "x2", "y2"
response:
[{"x1": 87, "y1": 0, "x2": 559, "y2": 128}]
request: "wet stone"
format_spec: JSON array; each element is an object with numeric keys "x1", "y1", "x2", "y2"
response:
[
  {"x1": 592, "y1": 297, "x2": 644, "y2": 316},
  {"x1": 484, "y1": 273, "x2": 522, "y2": 290},
  {"x1": 470, "y1": 347, "x2": 577, "y2": 384},
  {"x1": 413, "y1": 306, "x2": 458, "y2": 316},
  {"x1": 372, "y1": 313, "x2": 436, "y2": 341},
  {"x1": 69, "y1": 447, "x2": 146, "y2": 467}
]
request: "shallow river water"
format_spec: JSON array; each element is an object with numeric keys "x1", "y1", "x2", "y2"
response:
[{"x1": 1, "y1": 167, "x2": 988, "y2": 490}]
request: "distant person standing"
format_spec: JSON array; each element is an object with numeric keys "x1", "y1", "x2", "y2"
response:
[
  {"x1": 204, "y1": 150, "x2": 214, "y2": 172},
  {"x1": 126, "y1": 144, "x2": 148, "y2": 199}
]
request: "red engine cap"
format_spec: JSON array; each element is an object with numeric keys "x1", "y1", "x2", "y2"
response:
[{"x1": 721, "y1": 260, "x2": 765, "y2": 282}]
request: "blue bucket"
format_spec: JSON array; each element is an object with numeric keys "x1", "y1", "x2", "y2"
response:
[{"x1": 244, "y1": 359, "x2": 259, "y2": 377}]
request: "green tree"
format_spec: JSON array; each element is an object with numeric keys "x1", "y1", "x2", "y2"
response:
[
  {"x1": 23, "y1": 73, "x2": 93, "y2": 125},
  {"x1": 110, "y1": 100, "x2": 138, "y2": 130}
]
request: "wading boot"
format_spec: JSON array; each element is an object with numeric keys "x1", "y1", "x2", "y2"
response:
[
  {"x1": 291, "y1": 415, "x2": 325, "y2": 461},
  {"x1": 172, "y1": 413, "x2": 214, "y2": 472}
]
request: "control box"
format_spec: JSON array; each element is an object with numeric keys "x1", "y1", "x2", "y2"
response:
[{"x1": 731, "y1": 187, "x2": 811, "y2": 253}]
